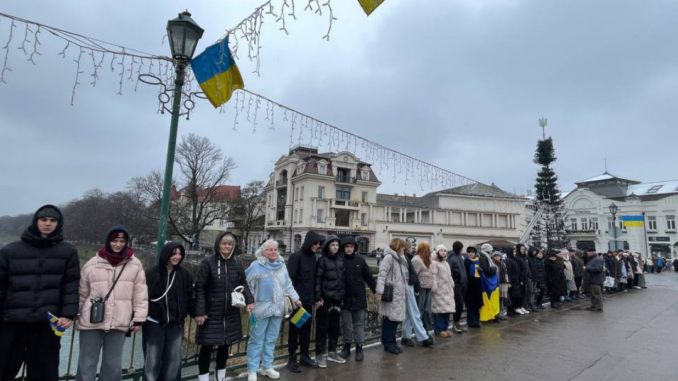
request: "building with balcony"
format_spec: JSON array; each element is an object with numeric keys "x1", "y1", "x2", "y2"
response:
[
  {"x1": 264, "y1": 145, "x2": 527, "y2": 254},
  {"x1": 563, "y1": 172, "x2": 678, "y2": 258}
]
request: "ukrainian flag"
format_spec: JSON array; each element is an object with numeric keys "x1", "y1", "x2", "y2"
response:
[
  {"x1": 479, "y1": 272, "x2": 500, "y2": 322},
  {"x1": 621, "y1": 215, "x2": 644, "y2": 228},
  {"x1": 191, "y1": 38, "x2": 244, "y2": 108},
  {"x1": 47, "y1": 312, "x2": 66, "y2": 337},
  {"x1": 290, "y1": 307, "x2": 311, "y2": 328}
]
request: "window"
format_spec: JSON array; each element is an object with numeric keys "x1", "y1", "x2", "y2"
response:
[
  {"x1": 581, "y1": 218, "x2": 589, "y2": 230},
  {"x1": 667, "y1": 215, "x2": 676, "y2": 231},
  {"x1": 295, "y1": 187, "x2": 299, "y2": 201},
  {"x1": 318, "y1": 164, "x2": 327, "y2": 175},
  {"x1": 607, "y1": 217, "x2": 614, "y2": 230},
  {"x1": 336, "y1": 210, "x2": 350, "y2": 227},
  {"x1": 298, "y1": 163, "x2": 306, "y2": 173},
  {"x1": 362, "y1": 191, "x2": 368, "y2": 203},
  {"x1": 361, "y1": 213, "x2": 367, "y2": 226},
  {"x1": 570, "y1": 218, "x2": 578, "y2": 230},
  {"x1": 300, "y1": 186, "x2": 304, "y2": 200},
  {"x1": 591, "y1": 217, "x2": 599, "y2": 230},
  {"x1": 293, "y1": 209, "x2": 297, "y2": 223},
  {"x1": 299, "y1": 209, "x2": 303, "y2": 223},
  {"x1": 361, "y1": 170, "x2": 370, "y2": 180},
  {"x1": 648, "y1": 216, "x2": 657, "y2": 231},
  {"x1": 336, "y1": 186, "x2": 351, "y2": 200},
  {"x1": 318, "y1": 186, "x2": 325, "y2": 199},
  {"x1": 336, "y1": 168, "x2": 350, "y2": 183},
  {"x1": 317, "y1": 209, "x2": 324, "y2": 223},
  {"x1": 647, "y1": 185, "x2": 663, "y2": 194}
]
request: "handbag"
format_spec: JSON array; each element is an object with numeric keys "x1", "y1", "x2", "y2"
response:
[
  {"x1": 231, "y1": 285, "x2": 247, "y2": 308},
  {"x1": 90, "y1": 263, "x2": 127, "y2": 324},
  {"x1": 272, "y1": 274, "x2": 295, "y2": 318},
  {"x1": 382, "y1": 257, "x2": 403, "y2": 303},
  {"x1": 603, "y1": 276, "x2": 615, "y2": 288}
]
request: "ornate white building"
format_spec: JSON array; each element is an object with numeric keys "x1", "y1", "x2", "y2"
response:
[
  {"x1": 263, "y1": 146, "x2": 527, "y2": 253},
  {"x1": 563, "y1": 172, "x2": 678, "y2": 258}
]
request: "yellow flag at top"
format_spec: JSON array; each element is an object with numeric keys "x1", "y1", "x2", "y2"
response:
[{"x1": 358, "y1": 0, "x2": 387, "y2": 16}]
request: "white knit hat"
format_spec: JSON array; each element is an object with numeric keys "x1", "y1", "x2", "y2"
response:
[{"x1": 481, "y1": 243, "x2": 493, "y2": 254}]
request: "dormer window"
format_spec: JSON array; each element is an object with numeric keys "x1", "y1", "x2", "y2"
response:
[
  {"x1": 298, "y1": 163, "x2": 306, "y2": 174},
  {"x1": 361, "y1": 169, "x2": 370, "y2": 181},
  {"x1": 318, "y1": 164, "x2": 327, "y2": 175},
  {"x1": 647, "y1": 185, "x2": 663, "y2": 194}
]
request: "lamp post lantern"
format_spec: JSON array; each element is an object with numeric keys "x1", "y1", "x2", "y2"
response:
[
  {"x1": 155, "y1": 11, "x2": 204, "y2": 262},
  {"x1": 609, "y1": 203, "x2": 618, "y2": 251}
]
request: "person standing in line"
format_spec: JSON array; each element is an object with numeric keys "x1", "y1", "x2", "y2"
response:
[
  {"x1": 584, "y1": 248, "x2": 604, "y2": 312},
  {"x1": 463, "y1": 247, "x2": 484, "y2": 328},
  {"x1": 478, "y1": 244, "x2": 499, "y2": 323},
  {"x1": 633, "y1": 253, "x2": 647, "y2": 289},
  {"x1": 375, "y1": 248, "x2": 382, "y2": 266},
  {"x1": 561, "y1": 252, "x2": 575, "y2": 302},
  {"x1": 570, "y1": 250, "x2": 586, "y2": 299},
  {"x1": 532, "y1": 249, "x2": 547, "y2": 309},
  {"x1": 75, "y1": 226, "x2": 148, "y2": 381},
  {"x1": 245, "y1": 240, "x2": 301, "y2": 381},
  {"x1": 285, "y1": 231, "x2": 324, "y2": 373},
  {"x1": 400, "y1": 241, "x2": 434, "y2": 348},
  {"x1": 314, "y1": 236, "x2": 346, "y2": 367},
  {"x1": 446, "y1": 241, "x2": 467, "y2": 334},
  {"x1": 143, "y1": 242, "x2": 194, "y2": 381},
  {"x1": 0, "y1": 205, "x2": 80, "y2": 381},
  {"x1": 412, "y1": 242, "x2": 435, "y2": 335},
  {"x1": 544, "y1": 251, "x2": 566, "y2": 309},
  {"x1": 515, "y1": 244, "x2": 536, "y2": 312},
  {"x1": 492, "y1": 252, "x2": 509, "y2": 321},
  {"x1": 375, "y1": 239, "x2": 410, "y2": 355},
  {"x1": 504, "y1": 248, "x2": 523, "y2": 316},
  {"x1": 194, "y1": 232, "x2": 254, "y2": 381},
  {"x1": 339, "y1": 236, "x2": 377, "y2": 361},
  {"x1": 430, "y1": 245, "x2": 456, "y2": 337}
]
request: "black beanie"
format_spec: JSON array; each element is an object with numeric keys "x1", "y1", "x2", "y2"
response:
[
  {"x1": 36, "y1": 207, "x2": 61, "y2": 221},
  {"x1": 452, "y1": 241, "x2": 464, "y2": 254}
]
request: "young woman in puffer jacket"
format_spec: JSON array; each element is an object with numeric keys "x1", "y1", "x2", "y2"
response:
[
  {"x1": 430, "y1": 245, "x2": 455, "y2": 338},
  {"x1": 245, "y1": 240, "x2": 301, "y2": 381},
  {"x1": 75, "y1": 226, "x2": 148, "y2": 381}
]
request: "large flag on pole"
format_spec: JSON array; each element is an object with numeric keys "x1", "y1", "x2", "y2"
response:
[
  {"x1": 479, "y1": 272, "x2": 500, "y2": 322},
  {"x1": 191, "y1": 37, "x2": 244, "y2": 108},
  {"x1": 358, "y1": 0, "x2": 387, "y2": 16}
]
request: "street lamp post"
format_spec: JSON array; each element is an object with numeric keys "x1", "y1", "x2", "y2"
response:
[
  {"x1": 609, "y1": 202, "x2": 618, "y2": 251},
  {"x1": 154, "y1": 11, "x2": 204, "y2": 262}
]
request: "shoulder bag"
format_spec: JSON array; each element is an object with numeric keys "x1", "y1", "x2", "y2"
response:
[{"x1": 90, "y1": 263, "x2": 127, "y2": 324}]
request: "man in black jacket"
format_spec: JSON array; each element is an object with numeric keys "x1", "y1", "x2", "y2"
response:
[
  {"x1": 447, "y1": 241, "x2": 467, "y2": 333},
  {"x1": 515, "y1": 244, "x2": 536, "y2": 312},
  {"x1": 339, "y1": 236, "x2": 376, "y2": 362},
  {"x1": 143, "y1": 242, "x2": 194, "y2": 381},
  {"x1": 0, "y1": 205, "x2": 80, "y2": 381},
  {"x1": 286, "y1": 230, "x2": 325, "y2": 373},
  {"x1": 584, "y1": 248, "x2": 604, "y2": 312}
]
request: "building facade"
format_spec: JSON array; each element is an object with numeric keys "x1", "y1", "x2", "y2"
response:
[
  {"x1": 563, "y1": 172, "x2": 678, "y2": 258},
  {"x1": 264, "y1": 146, "x2": 527, "y2": 254}
]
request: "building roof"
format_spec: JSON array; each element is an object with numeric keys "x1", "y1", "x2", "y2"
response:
[
  {"x1": 171, "y1": 185, "x2": 241, "y2": 202},
  {"x1": 628, "y1": 179, "x2": 678, "y2": 197},
  {"x1": 376, "y1": 183, "x2": 523, "y2": 209},
  {"x1": 435, "y1": 183, "x2": 523, "y2": 199},
  {"x1": 577, "y1": 171, "x2": 641, "y2": 185}
]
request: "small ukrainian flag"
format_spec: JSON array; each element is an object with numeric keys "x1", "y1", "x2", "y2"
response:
[
  {"x1": 191, "y1": 37, "x2": 244, "y2": 108},
  {"x1": 290, "y1": 307, "x2": 310, "y2": 328},
  {"x1": 47, "y1": 312, "x2": 66, "y2": 337}
]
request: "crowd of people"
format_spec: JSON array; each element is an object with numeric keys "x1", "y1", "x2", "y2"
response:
[{"x1": 0, "y1": 205, "x2": 657, "y2": 381}]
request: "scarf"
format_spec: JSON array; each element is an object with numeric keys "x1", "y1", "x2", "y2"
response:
[
  {"x1": 468, "y1": 256, "x2": 480, "y2": 278},
  {"x1": 98, "y1": 247, "x2": 133, "y2": 267}
]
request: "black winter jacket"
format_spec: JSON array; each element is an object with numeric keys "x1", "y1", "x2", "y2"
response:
[
  {"x1": 515, "y1": 252, "x2": 532, "y2": 282},
  {"x1": 447, "y1": 251, "x2": 467, "y2": 287},
  {"x1": 145, "y1": 242, "x2": 194, "y2": 326},
  {"x1": 0, "y1": 205, "x2": 80, "y2": 323},
  {"x1": 194, "y1": 232, "x2": 254, "y2": 346},
  {"x1": 584, "y1": 255, "x2": 605, "y2": 285},
  {"x1": 545, "y1": 256, "x2": 567, "y2": 297},
  {"x1": 287, "y1": 231, "x2": 325, "y2": 306},
  {"x1": 315, "y1": 236, "x2": 345, "y2": 302},
  {"x1": 341, "y1": 236, "x2": 376, "y2": 311},
  {"x1": 404, "y1": 251, "x2": 420, "y2": 293},
  {"x1": 532, "y1": 257, "x2": 547, "y2": 289},
  {"x1": 504, "y1": 256, "x2": 522, "y2": 298}
]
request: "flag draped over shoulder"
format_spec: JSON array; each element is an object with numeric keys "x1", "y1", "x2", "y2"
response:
[
  {"x1": 358, "y1": 0, "x2": 387, "y2": 16},
  {"x1": 191, "y1": 37, "x2": 244, "y2": 108},
  {"x1": 479, "y1": 272, "x2": 500, "y2": 322}
]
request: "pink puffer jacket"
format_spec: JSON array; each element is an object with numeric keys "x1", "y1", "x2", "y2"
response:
[{"x1": 75, "y1": 255, "x2": 148, "y2": 332}]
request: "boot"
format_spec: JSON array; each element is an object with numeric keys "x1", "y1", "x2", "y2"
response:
[
  {"x1": 355, "y1": 344, "x2": 364, "y2": 361},
  {"x1": 299, "y1": 353, "x2": 318, "y2": 368},
  {"x1": 422, "y1": 337, "x2": 435, "y2": 347},
  {"x1": 400, "y1": 337, "x2": 416, "y2": 347},
  {"x1": 216, "y1": 369, "x2": 226, "y2": 381},
  {"x1": 286, "y1": 354, "x2": 301, "y2": 373},
  {"x1": 198, "y1": 374, "x2": 209, "y2": 381},
  {"x1": 339, "y1": 343, "x2": 351, "y2": 359}
]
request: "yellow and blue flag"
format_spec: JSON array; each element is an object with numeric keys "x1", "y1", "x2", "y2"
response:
[
  {"x1": 479, "y1": 272, "x2": 500, "y2": 322},
  {"x1": 358, "y1": 0, "x2": 387, "y2": 16},
  {"x1": 191, "y1": 38, "x2": 244, "y2": 108},
  {"x1": 47, "y1": 312, "x2": 66, "y2": 337},
  {"x1": 290, "y1": 307, "x2": 311, "y2": 328},
  {"x1": 621, "y1": 216, "x2": 644, "y2": 228}
]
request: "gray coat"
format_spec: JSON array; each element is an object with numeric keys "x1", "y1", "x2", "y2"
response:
[
  {"x1": 585, "y1": 255, "x2": 605, "y2": 285},
  {"x1": 411, "y1": 255, "x2": 434, "y2": 289},
  {"x1": 430, "y1": 258, "x2": 456, "y2": 314},
  {"x1": 376, "y1": 248, "x2": 409, "y2": 322}
]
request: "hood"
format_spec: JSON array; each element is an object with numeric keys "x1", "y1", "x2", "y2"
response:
[
  {"x1": 321, "y1": 235, "x2": 341, "y2": 257},
  {"x1": 301, "y1": 230, "x2": 326, "y2": 254},
  {"x1": 104, "y1": 225, "x2": 130, "y2": 254},
  {"x1": 481, "y1": 243, "x2": 494, "y2": 256},
  {"x1": 528, "y1": 246, "x2": 539, "y2": 257},
  {"x1": 160, "y1": 241, "x2": 185, "y2": 267},
  {"x1": 506, "y1": 248, "x2": 516, "y2": 260},
  {"x1": 452, "y1": 241, "x2": 464, "y2": 255},
  {"x1": 22, "y1": 204, "x2": 65, "y2": 246},
  {"x1": 515, "y1": 243, "x2": 526, "y2": 256},
  {"x1": 384, "y1": 246, "x2": 402, "y2": 262},
  {"x1": 341, "y1": 235, "x2": 357, "y2": 253},
  {"x1": 214, "y1": 231, "x2": 237, "y2": 259}
]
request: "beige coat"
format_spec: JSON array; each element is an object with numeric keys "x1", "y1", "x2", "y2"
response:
[
  {"x1": 376, "y1": 248, "x2": 409, "y2": 322},
  {"x1": 411, "y1": 255, "x2": 434, "y2": 289},
  {"x1": 430, "y1": 259, "x2": 456, "y2": 314},
  {"x1": 75, "y1": 255, "x2": 148, "y2": 332}
]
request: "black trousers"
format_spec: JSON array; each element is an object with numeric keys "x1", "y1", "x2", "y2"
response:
[
  {"x1": 0, "y1": 322, "x2": 61, "y2": 381},
  {"x1": 550, "y1": 294, "x2": 560, "y2": 306},
  {"x1": 315, "y1": 300, "x2": 341, "y2": 354},
  {"x1": 535, "y1": 288, "x2": 546, "y2": 305},
  {"x1": 198, "y1": 344, "x2": 229, "y2": 374},
  {"x1": 288, "y1": 304, "x2": 314, "y2": 357},
  {"x1": 452, "y1": 285, "x2": 466, "y2": 323}
]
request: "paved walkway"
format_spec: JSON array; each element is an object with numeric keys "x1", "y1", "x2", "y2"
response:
[{"x1": 270, "y1": 273, "x2": 678, "y2": 381}]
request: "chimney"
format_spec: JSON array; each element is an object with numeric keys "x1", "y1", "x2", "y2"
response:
[{"x1": 413, "y1": 193, "x2": 416, "y2": 198}]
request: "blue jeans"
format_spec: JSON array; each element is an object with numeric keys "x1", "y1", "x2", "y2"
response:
[
  {"x1": 247, "y1": 316, "x2": 283, "y2": 372},
  {"x1": 434, "y1": 313, "x2": 450, "y2": 334},
  {"x1": 142, "y1": 322, "x2": 183, "y2": 381},
  {"x1": 402, "y1": 285, "x2": 429, "y2": 341}
]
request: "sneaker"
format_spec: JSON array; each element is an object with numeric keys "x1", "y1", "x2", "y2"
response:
[
  {"x1": 286, "y1": 356, "x2": 301, "y2": 373},
  {"x1": 299, "y1": 354, "x2": 318, "y2": 368},
  {"x1": 515, "y1": 308, "x2": 525, "y2": 315},
  {"x1": 633, "y1": 286, "x2": 641, "y2": 289},
  {"x1": 451, "y1": 324, "x2": 463, "y2": 334},
  {"x1": 383, "y1": 344, "x2": 400, "y2": 355},
  {"x1": 248, "y1": 372, "x2": 258, "y2": 381},
  {"x1": 327, "y1": 352, "x2": 346, "y2": 364},
  {"x1": 498, "y1": 315, "x2": 508, "y2": 321},
  {"x1": 523, "y1": 308, "x2": 530, "y2": 314},
  {"x1": 258, "y1": 368, "x2": 280, "y2": 379},
  {"x1": 355, "y1": 344, "x2": 364, "y2": 361},
  {"x1": 315, "y1": 354, "x2": 327, "y2": 368},
  {"x1": 401, "y1": 337, "x2": 416, "y2": 347}
]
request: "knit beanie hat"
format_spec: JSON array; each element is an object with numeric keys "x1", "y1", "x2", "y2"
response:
[
  {"x1": 36, "y1": 207, "x2": 61, "y2": 221},
  {"x1": 481, "y1": 243, "x2": 494, "y2": 254},
  {"x1": 108, "y1": 229, "x2": 129, "y2": 242}
]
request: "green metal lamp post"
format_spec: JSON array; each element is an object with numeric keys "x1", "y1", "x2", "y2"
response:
[{"x1": 155, "y1": 11, "x2": 204, "y2": 262}]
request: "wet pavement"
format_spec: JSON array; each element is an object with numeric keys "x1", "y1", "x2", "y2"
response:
[{"x1": 274, "y1": 273, "x2": 678, "y2": 381}]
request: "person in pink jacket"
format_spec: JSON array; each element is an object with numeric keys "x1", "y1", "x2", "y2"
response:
[{"x1": 75, "y1": 226, "x2": 148, "y2": 381}]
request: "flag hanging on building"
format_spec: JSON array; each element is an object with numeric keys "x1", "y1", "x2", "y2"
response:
[
  {"x1": 621, "y1": 215, "x2": 644, "y2": 227},
  {"x1": 358, "y1": 0, "x2": 387, "y2": 16},
  {"x1": 191, "y1": 37, "x2": 244, "y2": 108}
]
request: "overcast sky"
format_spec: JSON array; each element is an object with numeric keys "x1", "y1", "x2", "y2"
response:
[{"x1": 1, "y1": 0, "x2": 677, "y2": 216}]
